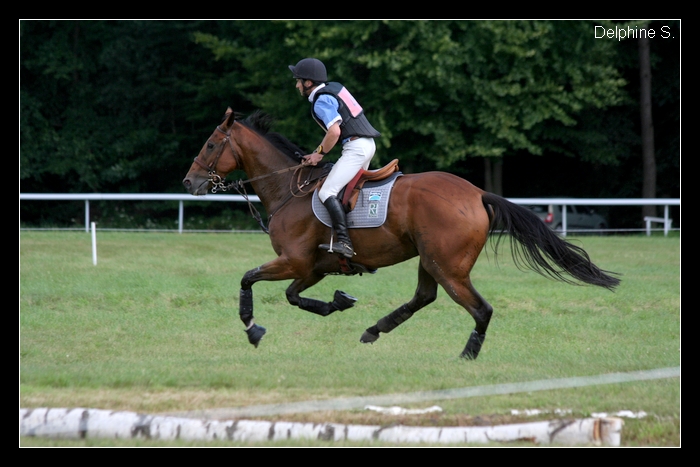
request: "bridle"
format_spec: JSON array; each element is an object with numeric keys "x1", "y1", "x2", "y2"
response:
[
  {"x1": 192, "y1": 122, "x2": 329, "y2": 233},
  {"x1": 192, "y1": 125, "x2": 243, "y2": 194}
]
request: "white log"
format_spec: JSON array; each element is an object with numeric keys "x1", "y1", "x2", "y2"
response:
[{"x1": 20, "y1": 408, "x2": 622, "y2": 446}]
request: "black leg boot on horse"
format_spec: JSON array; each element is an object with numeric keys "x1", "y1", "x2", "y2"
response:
[{"x1": 319, "y1": 196, "x2": 355, "y2": 259}]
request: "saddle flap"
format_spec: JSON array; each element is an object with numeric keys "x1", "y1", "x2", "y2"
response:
[{"x1": 342, "y1": 159, "x2": 400, "y2": 210}]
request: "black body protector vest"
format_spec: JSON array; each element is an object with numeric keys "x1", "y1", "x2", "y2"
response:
[{"x1": 311, "y1": 82, "x2": 381, "y2": 140}]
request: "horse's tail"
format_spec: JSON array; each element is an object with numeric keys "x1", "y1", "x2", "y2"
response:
[{"x1": 481, "y1": 192, "x2": 621, "y2": 290}]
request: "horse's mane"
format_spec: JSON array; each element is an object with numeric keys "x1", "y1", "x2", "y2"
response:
[{"x1": 240, "y1": 110, "x2": 306, "y2": 164}]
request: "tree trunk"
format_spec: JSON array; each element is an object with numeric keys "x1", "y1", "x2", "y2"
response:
[
  {"x1": 493, "y1": 157, "x2": 503, "y2": 196},
  {"x1": 639, "y1": 36, "x2": 657, "y2": 219},
  {"x1": 484, "y1": 158, "x2": 493, "y2": 192},
  {"x1": 483, "y1": 157, "x2": 503, "y2": 196}
]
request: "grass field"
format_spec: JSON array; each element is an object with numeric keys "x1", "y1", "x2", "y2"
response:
[{"x1": 20, "y1": 231, "x2": 680, "y2": 446}]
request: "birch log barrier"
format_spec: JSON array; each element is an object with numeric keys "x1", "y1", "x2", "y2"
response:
[{"x1": 20, "y1": 408, "x2": 623, "y2": 446}]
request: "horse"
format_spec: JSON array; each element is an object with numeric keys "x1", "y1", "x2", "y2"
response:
[{"x1": 182, "y1": 108, "x2": 620, "y2": 359}]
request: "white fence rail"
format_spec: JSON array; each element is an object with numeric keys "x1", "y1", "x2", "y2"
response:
[
  {"x1": 20, "y1": 194, "x2": 680, "y2": 236},
  {"x1": 507, "y1": 198, "x2": 679, "y2": 236},
  {"x1": 20, "y1": 193, "x2": 260, "y2": 234}
]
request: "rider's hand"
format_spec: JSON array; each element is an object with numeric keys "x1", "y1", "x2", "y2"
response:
[{"x1": 303, "y1": 153, "x2": 324, "y2": 166}]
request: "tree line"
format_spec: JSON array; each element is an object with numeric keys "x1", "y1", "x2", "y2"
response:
[{"x1": 20, "y1": 20, "x2": 679, "y2": 228}]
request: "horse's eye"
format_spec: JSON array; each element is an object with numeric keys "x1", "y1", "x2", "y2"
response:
[{"x1": 207, "y1": 142, "x2": 215, "y2": 150}]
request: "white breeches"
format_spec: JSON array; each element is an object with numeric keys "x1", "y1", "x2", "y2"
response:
[{"x1": 318, "y1": 137, "x2": 376, "y2": 202}]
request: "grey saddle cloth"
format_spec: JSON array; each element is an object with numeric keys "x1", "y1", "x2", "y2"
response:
[{"x1": 312, "y1": 173, "x2": 402, "y2": 229}]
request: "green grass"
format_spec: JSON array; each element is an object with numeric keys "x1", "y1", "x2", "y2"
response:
[{"x1": 20, "y1": 231, "x2": 680, "y2": 446}]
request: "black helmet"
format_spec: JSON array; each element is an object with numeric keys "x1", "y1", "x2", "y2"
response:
[{"x1": 289, "y1": 58, "x2": 327, "y2": 83}]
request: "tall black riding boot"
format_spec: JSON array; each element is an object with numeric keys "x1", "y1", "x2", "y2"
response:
[{"x1": 319, "y1": 196, "x2": 355, "y2": 258}]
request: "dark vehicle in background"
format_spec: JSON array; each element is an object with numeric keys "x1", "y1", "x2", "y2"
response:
[{"x1": 527, "y1": 204, "x2": 608, "y2": 231}]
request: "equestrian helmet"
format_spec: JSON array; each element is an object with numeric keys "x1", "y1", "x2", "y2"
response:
[{"x1": 289, "y1": 58, "x2": 327, "y2": 83}]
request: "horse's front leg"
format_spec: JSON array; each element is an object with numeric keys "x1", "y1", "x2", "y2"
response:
[
  {"x1": 285, "y1": 275, "x2": 357, "y2": 317},
  {"x1": 239, "y1": 258, "x2": 298, "y2": 348},
  {"x1": 239, "y1": 288, "x2": 267, "y2": 348}
]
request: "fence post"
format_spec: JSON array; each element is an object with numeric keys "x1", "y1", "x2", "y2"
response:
[
  {"x1": 91, "y1": 222, "x2": 97, "y2": 265},
  {"x1": 561, "y1": 204, "x2": 568, "y2": 237},
  {"x1": 85, "y1": 200, "x2": 90, "y2": 233},
  {"x1": 178, "y1": 201, "x2": 184, "y2": 234}
]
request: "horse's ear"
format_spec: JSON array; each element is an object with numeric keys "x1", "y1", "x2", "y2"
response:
[{"x1": 222, "y1": 107, "x2": 236, "y2": 130}]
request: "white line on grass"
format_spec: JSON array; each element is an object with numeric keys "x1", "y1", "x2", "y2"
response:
[{"x1": 165, "y1": 366, "x2": 680, "y2": 420}]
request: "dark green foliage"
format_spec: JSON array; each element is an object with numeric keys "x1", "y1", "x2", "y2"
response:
[{"x1": 20, "y1": 20, "x2": 679, "y2": 228}]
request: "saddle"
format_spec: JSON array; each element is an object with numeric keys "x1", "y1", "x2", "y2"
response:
[
  {"x1": 315, "y1": 159, "x2": 400, "y2": 277},
  {"x1": 339, "y1": 159, "x2": 400, "y2": 212}
]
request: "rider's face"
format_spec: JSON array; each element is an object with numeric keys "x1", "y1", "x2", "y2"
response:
[{"x1": 295, "y1": 78, "x2": 312, "y2": 97}]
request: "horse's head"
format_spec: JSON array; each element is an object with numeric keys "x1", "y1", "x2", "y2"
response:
[{"x1": 183, "y1": 108, "x2": 241, "y2": 196}]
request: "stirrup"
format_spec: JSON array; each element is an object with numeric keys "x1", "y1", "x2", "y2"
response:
[
  {"x1": 319, "y1": 232, "x2": 354, "y2": 258},
  {"x1": 319, "y1": 241, "x2": 354, "y2": 258}
]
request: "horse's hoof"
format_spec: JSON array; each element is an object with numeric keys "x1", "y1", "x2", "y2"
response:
[
  {"x1": 459, "y1": 330, "x2": 485, "y2": 360},
  {"x1": 360, "y1": 330, "x2": 379, "y2": 344},
  {"x1": 245, "y1": 324, "x2": 267, "y2": 348},
  {"x1": 332, "y1": 290, "x2": 357, "y2": 311}
]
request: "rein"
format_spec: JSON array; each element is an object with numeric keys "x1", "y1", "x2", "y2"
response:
[
  {"x1": 193, "y1": 124, "x2": 328, "y2": 234},
  {"x1": 232, "y1": 166, "x2": 327, "y2": 234}
]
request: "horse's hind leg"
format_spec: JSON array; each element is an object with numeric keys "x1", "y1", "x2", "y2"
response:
[
  {"x1": 456, "y1": 283, "x2": 493, "y2": 359},
  {"x1": 436, "y1": 276, "x2": 493, "y2": 359},
  {"x1": 360, "y1": 262, "x2": 438, "y2": 343}
]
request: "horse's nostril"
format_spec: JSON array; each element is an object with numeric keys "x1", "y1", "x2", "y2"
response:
[{"x1": 183, "y1": 178, "x2": 191, "y2": 188}]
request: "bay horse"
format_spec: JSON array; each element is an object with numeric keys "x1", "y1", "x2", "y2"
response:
[{"x1": 182, "y1": 109, "x2": 620, "y2": 359}]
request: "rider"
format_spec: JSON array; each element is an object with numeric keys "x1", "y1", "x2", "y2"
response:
[{"x1": 289, "y1": 57, "x2": 381, "y2": 259}]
